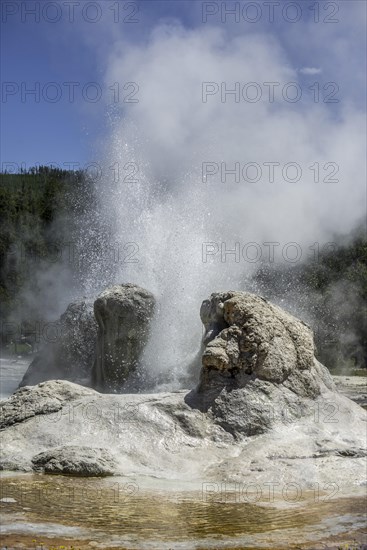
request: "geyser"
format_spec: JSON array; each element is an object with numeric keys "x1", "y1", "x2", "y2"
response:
[{"x1": 87, "y1": 24, "x2": 365, "y2": 389}]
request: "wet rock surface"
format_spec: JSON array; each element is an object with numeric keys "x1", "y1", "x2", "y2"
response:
[
  {"x1": 0, "y1": 380, "x2": 97, "y2": 429},
  {"x1": 0, "y1": 292, "x2": 366, "y2": 494},
  {"x1": 19, "y1": 301, "x2": 97, "y2": 388},
  {"x1": 199, "y1": 291, "x2": 333, "y2": 394},
  {"x1": 334, "y1": 375, "x2": 367, "y2": 408},
  {"x1": 0, "y1": 378, "x2": 366, "y2": 487},
  {"x1": 32, "y1": 446, "x2": 117, "y2": 476},
  {"x1": 188, "y1": 291, "x2": 336, "y2": 436},
  {"x1": 91, "y1": 284, "x2": 155, "y2": 392}
]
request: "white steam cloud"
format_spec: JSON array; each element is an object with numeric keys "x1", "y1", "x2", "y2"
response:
[
  {"x1": 299, "y1": 67, "x2": 322, "y2": 75},
  {"x1": 88, "y1": 22, "x2": 366, "y2": 388}
]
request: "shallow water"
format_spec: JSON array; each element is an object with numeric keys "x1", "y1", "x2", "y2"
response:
[
  {"x1": 0, "y1": 356, "x2": 31, "y2": 400},
  {"x1": 1, "y1": 367, "x2": 366, "y2": 548},
  {"x1": 1, "y1": 474, "x2": 366, "y2": 549}
]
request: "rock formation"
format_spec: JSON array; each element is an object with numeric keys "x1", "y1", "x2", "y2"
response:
[
  {"x1": 1, "y1": 379, "x2": 97, "y2": 430},
  {"x1": 0, "y1": 375, "x2": 366, "y2": 489},
  {"x1": 19, "y1": 301, "x2": 97, "y2": 388},
  {"x1": 1, "y1": 291, "x2": 365, "y2": 497},
  {"x1": 199, "y1": 291, "x2": 334, "y2": 392},
  {"x1": 188, "y1": 291, "x2": 336, "y2": 435},
  {"x1": 18, "y1": 284, "x2": 156, "y2": 392},
  {"x1": 32, "y1": 446, "x2": 117, "y2": 476},
  {"x1": 91, "y1": 284, "x2": 155, "y2": 392}
]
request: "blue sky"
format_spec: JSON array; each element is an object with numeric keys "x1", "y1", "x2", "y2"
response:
[
  {"x1": 1, "y1": 1, "x2": 204, "y2": 168},
  {"x1": 1, "y1": 0, "x2": 366, "y2": 169}
]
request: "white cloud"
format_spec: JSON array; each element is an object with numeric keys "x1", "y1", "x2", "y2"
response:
[{"x1": 299, "y1": 67, "x2": 322, "y2": 75}]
